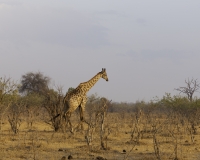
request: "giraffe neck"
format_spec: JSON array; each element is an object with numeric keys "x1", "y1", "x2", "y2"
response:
[{"x1": 80, "y1": 72, "x2": 102, "y2": 93}]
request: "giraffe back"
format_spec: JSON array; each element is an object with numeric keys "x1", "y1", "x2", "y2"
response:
[{"x1": 63, "y1": 86, "x2": 86, "y2": 113}]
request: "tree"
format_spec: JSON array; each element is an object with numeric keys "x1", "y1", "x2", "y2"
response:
[
  {"x1": 43, "y1": 87, "x2": 64, "y2": 132},
  {"x1": 22, "y1": 92, "x2": 44, "y2": 129},
  {"x1": 0, "y1": 76, "x2": 19, "y2": 131},
  {"x1": 175, "y1": 78, "x2": 200, "y2": 102},
  {"x1": 8, "y1": 96, "x2": 26, "y2": 134},
  {"x1": 0, "y1": 76, "x2": 19, "y2": 102},
  {"x1": 19, "y1": 72, "x2": 51, "y2": 95},
  {"x1": 66, "y1": 87, "x2": 75, "y2": 94}
]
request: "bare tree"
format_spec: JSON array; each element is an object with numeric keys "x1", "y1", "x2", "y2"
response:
[
  {"x1": 84, "y1": 96, "x2": 112, "y2": 151},
  {"x1": 175, "y1": 78, "x2": 200, "y2": 101},
  {"x1": 8, "y1": 100, "x2": 26, "y2": 134},
  {"x1": 43, "y1": 86, "x2": 65, "y2": 132},
  {"x1": 0, "y1": 77, "x2": 19, "y2": 131},
  {"x1": 0, "y1": 77, "x2": 18, "y2": 102},
  {"x1": 22, "y1": 92, "x2": 43, "y2": 130}
]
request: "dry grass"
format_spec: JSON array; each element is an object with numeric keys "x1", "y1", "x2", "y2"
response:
[{"x1": 0, "y1": 112, "x2": 200, "y2": 160}]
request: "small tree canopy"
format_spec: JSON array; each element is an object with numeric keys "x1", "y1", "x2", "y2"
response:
[
  {"x1": 0, "y1": 76, "x2": 19, "y2": 103},
  {"x1": 19, "y1": 72, "x2": 51, "y2": 95},
  {"x1": 67, "y1": 87, "x2": 75, "y2": 93}
]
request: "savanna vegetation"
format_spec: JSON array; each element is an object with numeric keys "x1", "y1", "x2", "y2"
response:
[{"x1": 0, "y1": 72, "x2": 200, "y2": 160}]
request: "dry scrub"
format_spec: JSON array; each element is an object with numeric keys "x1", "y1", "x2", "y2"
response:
[{"x1": 0, "y1": 108, "x2": 200, "y2": 160}]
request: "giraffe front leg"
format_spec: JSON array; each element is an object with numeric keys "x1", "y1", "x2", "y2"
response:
[
  {"x1": 78, "y1": 97, "x2": 92, "y2": 130},
  {"x1": 79, "y1": 96, "x2": 87, "y2": 122},
  {"x1": 79, "y1": 105, "x2": 84, "y2": 121},
  {"x1": 64, "y1": 112, "x2": 74, "y2": 133}
]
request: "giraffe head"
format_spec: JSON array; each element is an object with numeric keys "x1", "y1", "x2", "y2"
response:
[{"x1": 101, "y1": 68, "x2": 109, "y2": 81}]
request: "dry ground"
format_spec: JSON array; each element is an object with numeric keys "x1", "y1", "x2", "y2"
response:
[{"x1": 0, "y1": 113, "x2": 200, "y2": 160}]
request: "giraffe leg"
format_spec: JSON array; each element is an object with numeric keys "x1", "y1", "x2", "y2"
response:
[
  {"x1": 79, "y1": 96, "x2": 87, "y2": 121},
  {"x1": 77, "y1": 97, "x2": 87, "y2": 131},
  {"x1": 64, "y1": 112, "x2": 74, "y2": 133},
  {"x1": 79, "y1": 105, "x2": 84, "y2": 121},
  {"x1": 78, "y1": 97, "x2": 92, "y2": 130},
  {"x1": 72, "y1": 106, "x2": 83, "y2": 132}
]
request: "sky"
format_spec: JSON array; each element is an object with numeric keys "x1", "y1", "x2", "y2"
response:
[{"x1": 1, "y1": 0, "x2": 200, "y2": 102}]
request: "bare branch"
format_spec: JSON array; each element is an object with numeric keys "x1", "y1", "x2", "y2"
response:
[{"x1": 175, "y1": 78, "x2": 200, "y2": 101}]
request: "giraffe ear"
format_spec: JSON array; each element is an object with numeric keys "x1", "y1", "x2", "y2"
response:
[{"x1": 102, "y1": 68, "x2": 104, "y2": 72}]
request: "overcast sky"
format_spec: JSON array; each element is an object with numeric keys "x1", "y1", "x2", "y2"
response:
[{"x1": 1, "y1": 0, "x2": 200, "y2": 102}]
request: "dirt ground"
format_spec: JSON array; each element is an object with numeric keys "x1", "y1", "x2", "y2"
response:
[{"x1": 0, "y1": 112, "x2": 200, "y2": 160}]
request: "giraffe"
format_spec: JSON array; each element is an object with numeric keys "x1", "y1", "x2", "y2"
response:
[{"x1": 63, "y1": 68, "x2": 108, "y2": 130}]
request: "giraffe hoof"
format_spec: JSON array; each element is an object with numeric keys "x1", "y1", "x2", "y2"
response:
[
  {"x1": 68, "y1": 155, "x2": 73, "y2": 159},
  {"x1": 70, "y1": 128, "x2": 74, "y2": 134}
]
